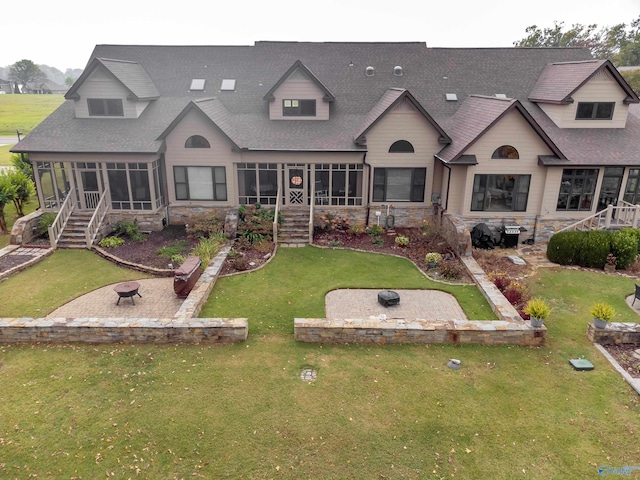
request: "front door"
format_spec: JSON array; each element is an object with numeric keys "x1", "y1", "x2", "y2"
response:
[
  {"x1": 285, "y1": 165, "x2": 307, "y2": 206},
  {"x1": 77, "y1": 165, "x2": 103, "y2": 209}
]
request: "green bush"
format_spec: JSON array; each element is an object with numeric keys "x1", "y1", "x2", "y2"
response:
[
  {"x1": 576, "y1": 230, "x2": 610, "y2": 268},
  {"x1": 99, "y1": 236, "x2": 125, "y2": 248},
  {"x1": 114, "y1": 220, "x2": 144, "y2": 241},
  {"x1": 192, "y1": 237, "x2": 221, "y2": 269},
  {"x1": 238, "y1": 204, "x2": 277, "y2": 243},
  {"x1": 547, "y1": 231, "x2": 585, "y2": 265},
  {"x1": 624, "y1": 228, "x2": 640, "y2": 255},
  {"x1": 367, "y1": 224, "x2": 384, "y2": 237},
  {"x1": 611, "y1": 229, "x2": 638, "y2": 269},
  {"x1": 37, "y1": 212, "x2": 57, "y2": 237}
]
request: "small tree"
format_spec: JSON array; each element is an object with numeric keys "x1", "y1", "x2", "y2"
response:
[
  {"x1": 8, "y1": 59, "x2": 45, "y2": 92},
  {"x1": 10, "y1": 153, "x2": 32, "y2": 179},
  {"x1": 6, "y1": 170, "x2": 34, "y2": 217},
  {"x1": 0, "y1": 174, "x2": 18, "y2": 234}
]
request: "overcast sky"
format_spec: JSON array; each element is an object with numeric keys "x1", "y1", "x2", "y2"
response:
[{"x1": 3, "y1": 0, "x2": 639, "y2": 71}]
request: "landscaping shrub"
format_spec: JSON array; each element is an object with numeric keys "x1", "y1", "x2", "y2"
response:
[
  {"x1": 487, "y1": 271, "x2": 511, "y2": 292},
  {"x1": 37, "y1": 212, "x2": 57, "y2": 237},
  {"x1": 502, "y1": 280, "x2": 529, "y2": 311},
  {"x1": 546, "y1": 230, "x2": 585, "y2": 265},
  {"x1": 367, "y1": 224, "x2": 384, "y2": 237},
  {"x1": 238, "y1": 203, "x2": 277, "y2": 243},
  {"x1": 576, "y1": 230, "x2": 610, "y2": 268},
  {"x1": 439, "y1": 261, "x2": 463, "y2": 281},
  {"x1": 192, "y1": 237, "x2": 221, "y2": 269},
  {"x1": 623, "y1": 227, "x2": 640, "y2": 255},
  {"x1": 318, "y1": 212, "x2": 350, "y2": 232},
  {"x1": 99, "y1": 236, "x2": 124, "y2": 248},
  {"x1": 611, "y1": 229, "x2": 638, "y2": 269},
  {"x1": 186, "y1": 211, "x2": 225, "y2": 238},
  {"x1": 348, "y1": 224, "x2": 366, "y2": 236},
  {"x1": 114, "y1": 220, "x2": 144, "y2": 241}
]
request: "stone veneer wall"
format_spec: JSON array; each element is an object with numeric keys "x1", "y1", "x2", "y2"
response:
[
  {"x1": 440, "y1": 213, "x2": 472, "y2": 257},
  {"x1": 586, "y1": 322, "x2": 640, "y2": 345},
  {"x1": 107, "y1": 209, "x2": 168, "y2": 232},
  {"x1": 294, "y1": 255, "x2": 546, "y2": 346},
  {"x1": 9, "y1": 211, "x2": 43, "y2": 245},
  {"x1": 0, "y1": 318, "x2": 248, "y2": 344},
  {"x1": 312, "y1": 205, "x2": 435, "y2": 229},
  {"x1": 0, "y1": 245, "x2": 248, "y2": 345},
  {"x1": 295, "y1": 318, "x2": 545, "y2": 346}
]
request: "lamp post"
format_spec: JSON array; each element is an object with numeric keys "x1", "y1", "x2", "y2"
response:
[{"x1": 16, "y1": 130, "x2": 25, "y2": 163}]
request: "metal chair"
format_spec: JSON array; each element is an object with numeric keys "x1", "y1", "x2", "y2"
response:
[{"x1": 633, "y1": 284, "x2": 640, "y2": 306}]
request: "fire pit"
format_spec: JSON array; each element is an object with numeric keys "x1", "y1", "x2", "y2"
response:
[{"x1": 378, "y1": 290, "x2": 400, "y2": 307}]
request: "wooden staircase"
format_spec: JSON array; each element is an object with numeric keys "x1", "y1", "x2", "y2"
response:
[
  {"x1": 278, "y1": 208, "x2": 310, "y2": 246},
  {"x1": 57, "y1": 211, "x2": 93, "y2": 248}
]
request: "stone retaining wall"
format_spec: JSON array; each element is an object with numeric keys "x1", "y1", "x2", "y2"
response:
[
  {"x1": 294, "y1": 318, "x2": 544, "y2": 346},
  {"x1": 0, "y1": 317, "x2": 248, "y2": 344},
  {"x1": 586, "y1": 322, "x2": 640, "y2": 345}
]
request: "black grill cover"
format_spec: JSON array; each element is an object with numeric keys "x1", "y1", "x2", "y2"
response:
[{"x1": 471, "y1": 223, "x2": 495, "y2": 249}]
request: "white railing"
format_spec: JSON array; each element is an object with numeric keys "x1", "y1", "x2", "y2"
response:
[
  {"x1": 308, "y1": 180, "x2": 315, "y2": 243},
  {"x1": 85, "y1": 189, "x2": 110, "y2": 247},
  {"x1": 84, "y1": 191, "x2": 101, "y2": 209},
  {"x1": 273, "y1": 182, "x2": 282, "y2": 241},
  {"x1": 557, "y1": 203, "x2": 640, "y2": 234},
  {"x1": 48, "y1": 188, "x2": 76, "y2": 248}
]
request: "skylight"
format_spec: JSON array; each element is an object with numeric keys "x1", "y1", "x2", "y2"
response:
[
  {"x1": 220, "y1": 79, "x2": 236, "y2": 91},
  {"x1": 190, "y1": 79, "x2": 206, "y2": 91},
  {"x1": 495, "y1": 93, "x2": 507, "y2": 99},
  {"x1": 445, "y1": 93, "x2": 458, "y2": 101}
]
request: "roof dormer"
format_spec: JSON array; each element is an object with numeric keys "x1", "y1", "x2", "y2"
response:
[
  {"x1": 263, "y1": 60, "x2": 335, "y2": 120},
  {"x1": 65, "y1": 58, "x2": 160, "y2": 119},
  {"x1": 529, "y1": 59, "x2": 639, "y2": 129}
]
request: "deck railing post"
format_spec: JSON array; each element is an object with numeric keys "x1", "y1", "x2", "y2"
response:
[
  {"x1": 605, "y1": 204, "x2": 613, "y2": 229},
  {"x1": 634, "y1": 205, "x2": 640, "y2": 229}
]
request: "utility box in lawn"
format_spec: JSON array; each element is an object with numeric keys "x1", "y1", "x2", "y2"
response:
[{"x1": 174, "y1": 256, "x2": 202, "y2": 298}]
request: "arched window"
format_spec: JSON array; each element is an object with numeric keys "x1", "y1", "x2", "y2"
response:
[
  {"x1": 492, "y1": 145, "x2": 519, "y2": 159},
  {"x1": 389, "y1": 140, "x2": 415, "y2": 153},
  {"x1": 185, "y1": 135, "x2": 210, "y2": 148}
]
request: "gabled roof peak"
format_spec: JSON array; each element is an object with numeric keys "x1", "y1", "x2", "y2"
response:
[{"x1": 263, "y1": 59, "x2": 336, "y2": 102}]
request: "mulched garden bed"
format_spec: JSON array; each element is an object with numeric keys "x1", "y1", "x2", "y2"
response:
[{"x1": 602, "y1": 343, "x2": 640, "y2": 379}]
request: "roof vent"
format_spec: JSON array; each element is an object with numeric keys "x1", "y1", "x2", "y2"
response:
[
  {"x1": 220, "y1": 79, "x2": 236, "y2": 91},
  {"x1": 365, "y1": 66, "x2": 375, "y2": 77},
  {"x1": 445, "y1": 93, "x2": 458, "y2": 101},
  {"x1": 190, "y1": 79, "x2": 206, "y2": 91},
  {"x1": 393, "y1": 65, "x2": 403, "y2": 76},
  {"x1": 495, "y1": 93, "x2": 507, "y2": 99}
]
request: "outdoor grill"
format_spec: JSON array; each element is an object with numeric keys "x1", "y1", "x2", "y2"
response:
[{"x1": 500, "y1": 224, "x2": 522, "y2": 248}]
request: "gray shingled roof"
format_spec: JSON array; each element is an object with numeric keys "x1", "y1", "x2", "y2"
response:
[{"x1": 16, "y1": 41, "x2": 640, "y2": 166}]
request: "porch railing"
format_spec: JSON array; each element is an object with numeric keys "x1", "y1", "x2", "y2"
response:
[
  {"x1": 48, "y1": 188, "x2": 76, "y2": 248},
  {"x1": 556, "y1": 202, "x2": 640, "y2": 234},
  {"x1": 84, "y1": 191, "x2": 101, "y2": 209},
  {"x1": 308, "y1": 180, "x2": 315, "y2": 243},
  {"x1": 85, "y1": 189, "x2": 110, "y2": 247},
  {"x1": 273, "y1": 182, "x2": 282, "y2": 241}
]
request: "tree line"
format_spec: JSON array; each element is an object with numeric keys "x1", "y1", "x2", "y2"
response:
[{"x1": 514, "y1": 16, "x2": 640, "y2": 92}]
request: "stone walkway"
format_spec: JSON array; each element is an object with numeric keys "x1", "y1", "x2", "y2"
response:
[
  {"x1": 47, "y1": 278, "x2": 184, "y2": 319},
  {"x1": 325, "y1": 289, "x2": 467, "y2": 321}
]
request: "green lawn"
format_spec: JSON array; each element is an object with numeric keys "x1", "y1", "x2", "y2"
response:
[
  {"x1": 0, "y1": 94, "x2": 65, "y2": 135},
  {"x1": 0, "y1": 250, "x2": 639, "y2": 478},
  {"x1": 202, "y1": 246, "x2": 496, "y2": 334},
  {"x1": 0, "y1": 94, "x2": 65, "y2": 165}
]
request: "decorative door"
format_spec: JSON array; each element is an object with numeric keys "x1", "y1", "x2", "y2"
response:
[{"x1": 286, "y1": 165, "x2": 306, "y2": 206}]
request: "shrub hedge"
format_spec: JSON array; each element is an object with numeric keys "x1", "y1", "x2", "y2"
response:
[{"x1": 547, "y1": 228, "x2": 640, "y2": 269}]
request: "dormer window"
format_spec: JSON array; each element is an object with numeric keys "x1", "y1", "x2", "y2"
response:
[
  {"x1": 87, "y1": 98, "x2": 123, "y2": 117},
  {"x1": 283, "y1": 99, "x2": 316, "y2": 116},
  {"x1": 389, "y1": 140, "x2": 415, "y2": 153},
  {"x1": 576, "y1": 102, "x2": 615, "y2": 120}
]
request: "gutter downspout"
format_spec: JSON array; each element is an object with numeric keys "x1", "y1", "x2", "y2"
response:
[
  {"x1": 362, "y1": 152, "x2": 370, "y2": 226},
  {"x1": 442, "y1": 160, "x2": 452, "y2": 215}
]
